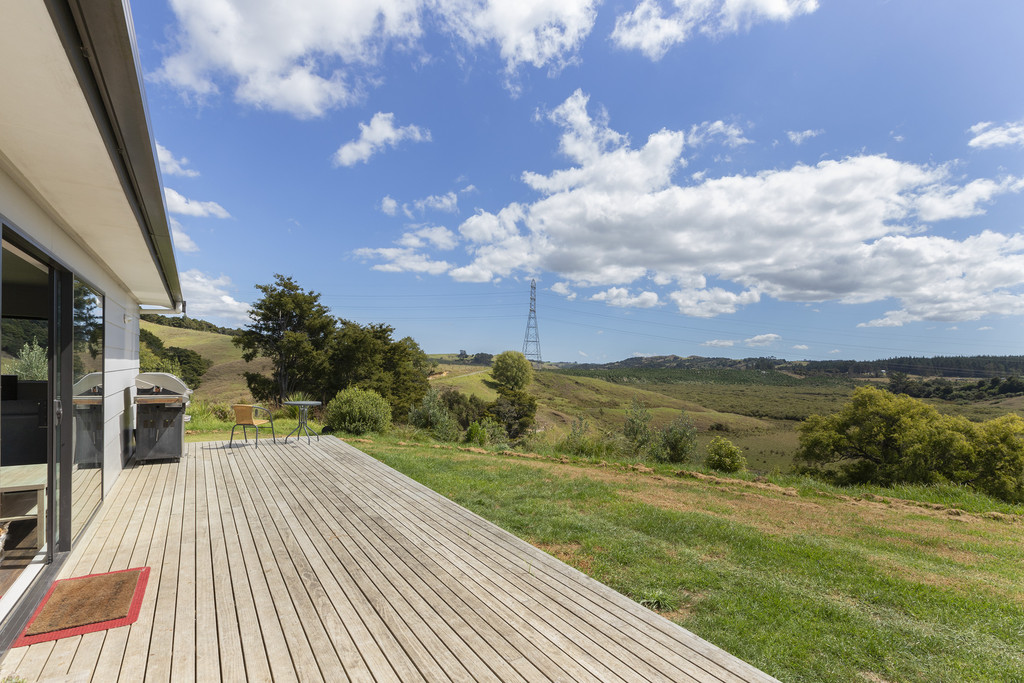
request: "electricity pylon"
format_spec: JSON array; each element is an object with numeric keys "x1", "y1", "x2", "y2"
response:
[{"x1": 522, "y1": 279, "x2": 542, "y2": 364}]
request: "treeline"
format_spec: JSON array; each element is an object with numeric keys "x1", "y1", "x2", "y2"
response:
[
  {"x1": 888, "y1": 373, "x2": 1024, "y2": 401},
  {"x1": 141, "y1": 313, "x2": 242, "y2": 336},
  {"x1": 558, "y1": 366, "x2": 850, "y2": 388},
  {"x1": 795, "y1": 355, "x2": 1024, "y2": 378},
  {"x1": 563, "y1": 355, "x2": 780, "y2": 371},
  {"x1": 139, "y1": 328, "x2": 213, "y2": 389}
]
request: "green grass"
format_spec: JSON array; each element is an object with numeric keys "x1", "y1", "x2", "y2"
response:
[{"x1": 356, "y1": 436, "x2": 1024, "y2": 683}]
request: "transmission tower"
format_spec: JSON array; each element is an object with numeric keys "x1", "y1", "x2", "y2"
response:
[{"x1": 522, "y1": 279, "x2": 543, "y2": 364}]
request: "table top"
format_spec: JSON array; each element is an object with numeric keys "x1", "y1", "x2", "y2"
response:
[
  {"x1": 283, "y1": 400, "x2": 322, "y2": 407},
  {"x1": 0, "y1": 464, "x2": 46, "y2": 491}
]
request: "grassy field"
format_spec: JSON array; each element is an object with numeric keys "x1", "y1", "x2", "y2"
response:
[{"x1": 355, "y1": 435, "x2": 1024, "y2": 683}]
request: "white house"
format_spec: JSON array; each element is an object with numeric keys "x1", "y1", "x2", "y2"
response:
[{"x1": 0, "y1": 0, "x2": 182, "y2": 635}]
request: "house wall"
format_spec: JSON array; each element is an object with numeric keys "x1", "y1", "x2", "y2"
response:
[{"x1": 0, "y1": 163, "x2": 142, "y2": 495}]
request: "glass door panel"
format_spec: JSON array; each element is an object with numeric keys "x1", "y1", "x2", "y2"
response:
[{"x1": 70, "y1": 280, "x2": 102, "y2": 539}]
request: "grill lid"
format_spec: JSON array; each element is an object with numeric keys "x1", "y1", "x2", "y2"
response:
[{"x1": 135, "y1": 372, "x2": 192, "y2": 397}]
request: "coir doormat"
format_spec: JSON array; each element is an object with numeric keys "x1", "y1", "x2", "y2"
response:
[{"x1": 13, "y1": 567, "x2": 150, "y2": 647}]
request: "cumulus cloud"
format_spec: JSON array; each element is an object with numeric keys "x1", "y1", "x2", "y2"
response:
[
  {"x1": 358, "y1": 90, "x2": 1024, "y2": 325},
  {"x1": 397, "y1": 226, "x2": 458, "y2": 250},
  {"x1": 157, "y1": 142, "x2": 199, "y2": 177},
  {"x1": 414, "y1": 192, "x2": 459, "y2": 214},
  {"x1": 612, "y1": 0, "x2": 819, "y2": 60},
  {"x1": 745, "y1": 333, "x2": 781, "y2": 347},
  {"x1": 787, "y1": 129, "x2": 823, "y2": 145},
  {"x1": 590, "y1": 287, "x2": 660, "y2": 307},
  {"x1": 164, "y1": 188, "x2": 231, "y2": 218},
  {"x1": 381, "y1": 195, "x2": 399, "y2": 215},
  {"x1": 169, "y1": 217, "x2": 199, "y2": 253},
  {"x1": 793, "y1": 344, "x2": 809, "y2": 350},
  {"x1": 179, "y1": 269, "x2": 250, "y2": 323},
  {"x1": 969, "y1": 120, "x2": 1024, "y2": 149},
  {"x1": 689, "y1": 120, "x2": 752, "y2": 148},
  {"x1": 155, "y1": 0, "x2": 599, "y2": 117},
  {"x1": 353, "y1": 247, "x2": 451, "y2": 274},
  {"x1": 334, "y1": 112, "x2": 430, "y2": 166},
  {"x1": 702, "y1": 339, "x2": 735, "y2": 347},
  {"x1": 551, "y1": 281, "x2": 577, "y2": 300}
]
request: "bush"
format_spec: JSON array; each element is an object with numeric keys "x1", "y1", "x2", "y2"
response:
[
  {"x1": 324, "y1": 388, "x2": 392, "y2": 435},
  {"x1": 651, "y1": 414, "x2": 697, "y2": 464},
  {"x1": 409, "y1": 388, "x2": 461, "y2": 442},
  {"x1": 284, "y1": 391, "x2": 315, "y2": 419},
  {"x1": 465, "y1": 418, "x2": 507, "y2": 447},
  {"x1": 487, "y1": 388, "x2": 536, "y2": 439},
  {"x1": 705, "y1": 435, "x2": 746, "y2": 473},
  {"x1": 558, "y1": 417, "x2": 624, "y2": 459},
  {"x1": 623, "y1": 397, "x2": 653, "y2": 454}
]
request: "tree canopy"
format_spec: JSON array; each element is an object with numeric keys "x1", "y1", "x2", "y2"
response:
[
  {"x1": 490, "y1": 350, "x2": 534, "y2": 391},
  {"x1": 235, "y1": 275, "x2": 433, "y2": 413},
  {"x1": 797, "y1": 386, "x2": 1024, "y2": 502}
]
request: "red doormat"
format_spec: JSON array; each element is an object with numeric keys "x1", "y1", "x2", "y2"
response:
[{"x1": 13, "y1": 567, "x2": 150, "y2": 647}]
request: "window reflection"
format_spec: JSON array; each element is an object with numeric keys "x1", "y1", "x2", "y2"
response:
[{"x1": 71, "y1": 280, "x2": 102, "y2": 538}]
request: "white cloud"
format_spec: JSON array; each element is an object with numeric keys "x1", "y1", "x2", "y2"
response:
[
  {"x1": 702, "y1": 339, "x2": 736, "y2": 347},
  {"x1": 978, "y1": 326, "x2": 993, "y2": 331},
  {"x1": 155, "y1": 1, "x2": 599, "y2": 117},
  {"x1": 179, "y1": 270, "x2": 250, "y2": 323},
  {"x1": 353, "y1": 247, "x2": 451, "y2": 274},
  {"x1": 381, "y1": 196, "x2": 399, "y2": 215},
  {"x1": 969, "y1": 120, "x2": 1024, "y2": 149},
  {"x1": 169, "y1": 217, "x2": 199, "y2": 253},
  {"x1": 156, "y1": 142, "x2": 199, "y2": 177},
  {"x1": 334, "y1": 112, "x2": 429, "y2": 166},
  {"x1": 360, "y1": 90, "x2": 1024, "y2": 325},
  {"x1": 414, "y1": 192, "x2": 459, "y2": 213},
  {"x1": 689, "y1": 120, "x2": 752, "y2": 148},
  {"x1": 612, "y1": 0, "x2": 819, "y2": 60},
  {"x1": 589, "y1": 287, "x2": 660, "y2": 307},
  {"x1": 551, "y1": 281, "x2": 577, "y2": 300},
  {"x1": 397, "y1": 226, "x2": 458, "y2": 250},
  {"x1": 744, "y1": 333, "x2": 781, "y2": 347},
  {"x1": 787, "y1": 129, "x2": 823, "y2": 145},
  {"x1": 793, "y1": 344, "x2": 809, "y2": 350},
  {"x1": 164, "y1": 188, "x2": 231, "y2": 218}
]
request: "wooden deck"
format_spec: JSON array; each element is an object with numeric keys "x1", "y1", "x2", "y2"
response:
[{"x1": 0, "y1": 437, "x2": 778, "y2": 682}]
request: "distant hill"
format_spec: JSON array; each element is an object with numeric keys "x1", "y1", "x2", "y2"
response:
[
  {"x1": 141, "y1": 313, "x2": 242, "y2": 336},
  {"x1": 141, "y1": 321, "x2": 268, "y2": 404},
  {"x1": 555, "y1": 353, "x2": 1024, "y2": 379}
]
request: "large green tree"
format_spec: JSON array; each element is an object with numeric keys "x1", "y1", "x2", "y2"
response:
[
  {"x1": 233, "y1": 274, "x2": 335, "y2": 403},
  {"x1": 328, "y1": 321, "x2": 432, "y2": 416},
  {"x1": 490, "y1": 350, "x2": 534, "y2": 391}
]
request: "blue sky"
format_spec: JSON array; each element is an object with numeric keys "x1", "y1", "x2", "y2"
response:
[{"x1": 134, "y1": 0, "x2": 1024, "y2": 363}]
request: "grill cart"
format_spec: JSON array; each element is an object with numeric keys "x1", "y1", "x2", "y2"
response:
[{"x1": 134, "y1": 372, "x2": 192, "y2": 461}]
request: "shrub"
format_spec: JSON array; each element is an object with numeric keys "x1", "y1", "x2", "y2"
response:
[
  {"x1": 651, "y1": 414, "x2": 697, "y2": 464},
  {"x1": 324, "y1": 388, "x2": 392, "y2": 435},
  {"x1": 409, "y1": 388, "x2": 461, "y2": 442},
  {"x1": 623, "y1": 397, "x2": 653, "y2": 454},
  {"x1": 705, "y1": 435, "x2": 746, "y2": 473},
  {"x1": 465, "y1": 418, "x2": 506, "y2": 447},
  {"x1": 487, "y1": 388, "x2": 536, "y2": 439}
]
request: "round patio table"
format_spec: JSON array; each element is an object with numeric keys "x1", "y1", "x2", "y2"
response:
[{"x1": 283, "y1": 400, "x2": 322, "y2": 443}]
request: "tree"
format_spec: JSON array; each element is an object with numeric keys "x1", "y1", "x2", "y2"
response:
[
  {"x1": 234, "y1": 274, "x2": 335, "y2": 403},
  {"x1": 328, "y1": 321, "x2": 432, "y2": 417},
  {"x1": 652, "y1": 413, "x2": 698, "y2": 464},
  {"x1": 491, "y1": 350, "x2": 533, "y2": 391},
  {"x1": 487, "y1": 388, "x2": 537, "y2": 439}
]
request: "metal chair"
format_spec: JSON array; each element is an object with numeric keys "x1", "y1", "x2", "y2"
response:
[{"x1": 229, "y1": 404, "x2": 276, "y2": 447}]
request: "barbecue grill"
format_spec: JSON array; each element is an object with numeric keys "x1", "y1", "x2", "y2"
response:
[{"x1": 134, "y1": 372, "x2": 192, "y2": 461}]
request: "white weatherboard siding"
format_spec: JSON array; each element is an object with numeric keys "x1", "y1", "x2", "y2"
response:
[{"x1": 1, "y1": 163, "x2": 142, "y2": 492}]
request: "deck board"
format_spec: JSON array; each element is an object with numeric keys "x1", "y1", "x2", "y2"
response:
[{"x1": 0, "y1": 437, "x2": 779, "y2": 682}]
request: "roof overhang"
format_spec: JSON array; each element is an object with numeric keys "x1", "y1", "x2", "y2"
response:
[{"x1": 0, "y1": 0, "x2": 181, "y2": 309}]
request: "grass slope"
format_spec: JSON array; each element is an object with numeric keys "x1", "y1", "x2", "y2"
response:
[
  {"x1": 357, "y1": 437, "x2": 1024, "y2": 683},
  {"x1": 141, "y1": 321, "x2": 268, "y2": 404}
]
